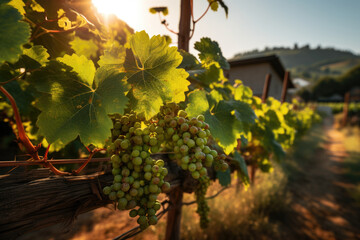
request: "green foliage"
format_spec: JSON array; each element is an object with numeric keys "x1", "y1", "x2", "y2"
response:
[
  {"x1": 186, "y1": 90, "x2": 256, "y2": 154},
  {"x1": 22, "y1": 45, "x2": 50, "y2": 67},
  {"x1": 98, "y1": 43, "x2": 126, "y2": 68},
  {"x1": 149, "y1": 7, "x2": 168, "y2": 16},
  {"x1": 208, "y1": 0, "x2": 229, "y2": 17},
  {"x1": 216, "y1": 168, "x2": 231, "y2": 186},
  {"x1": 29, "y1": 62, "x2": 129, "y2": 147},
  {"x1": 303, "y1": 64, "x2": 360, "y2": 100},
  {"x1": 232, "y1": 151, "x2": 250, "y2": 186},
  {"x1": 124, "y1": 31, "x2": 189, "y2": 119},
  {"x1": 194, "y1": 37, "x2": 230, "y2": 70},
  {"x1": 0, "y1": 2, "x2": 30, "y2": 64}
]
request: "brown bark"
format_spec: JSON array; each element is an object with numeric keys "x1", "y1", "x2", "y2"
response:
[
  {"x1": 178, "y1": 0, "x2": 191, "y2": 51},
  {"x1": 165, "y1": 189, "x2": 184, "y2": 240}
]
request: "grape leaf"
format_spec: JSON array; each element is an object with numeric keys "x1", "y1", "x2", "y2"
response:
[
  {"x1": 22, "y1": 45, "x2": 49, "y2": 67},
  {"x1": 233, "y1": 80, "x2": 253, "y2": 101},
  {"x1": 57, "y1": 54, "x2": 96, "y2": 86},
  {"x1": 216, "y1": 168, "x2": 231, "y2": 186},
  {"x1": 149, "y1": 7, "x2": 168, "y2": 16},
  {"x1": 186, "y1": 90, "x2": 241, "y2": 154},
  {"x1": 208, "y1": 0, "x2": 219, "y2": 11},
  {"x1": 263, "y1": 129, "x2": 285, "y2": 161},
  {"x1": 218, "y1": 0, "x2": 229, "y2": 17},
  {"x1": 70, "y1": 36, "x2": 99, "y2": 59},
  {"x1": 233, "y1": 151, "x2": 249, "y2": 186},
  {"x1": 230, "y1": 100, "x2": 257, "y2": 125},
  {"x1": 30, "y1": 62, "x2": 129, "y2": 147},
  {"x1": 178, "y1": 50, "x2": 201, "y2": 70},
  {"x1": 195, "y1": 63, "x2": 225, "y2": 86},
  {"x1": 0, "y1": 64, "x2": 37, "y2": 116},
  {"x1": 0, "y1": 3, "x2": 30, "y2": 64},
  {"x1": 124, "y1": 31, "x2": 189, "y2": 118},
  {"x1": 194, "y1": 37, "x2": 230, "y2": 70},
  {"x1": 8, "y1": 0, "x2": 25, "y2": 15},
  {"x1": 98, "y1": 42, "x2": 126, "y2": 68}
]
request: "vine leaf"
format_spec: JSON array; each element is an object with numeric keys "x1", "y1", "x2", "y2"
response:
[
  {"x1": 124, "y1": 31, "x2": 190, "y2": 119},
  {"x1": 216, "y1": 168, "x2": 231, "y2": 186},
  {"x1": 0, "y1": 3, "x2": 30, "y2": 64},
  {"x1": 186, "y1": 90, "x2": 241, "y2": 154},
  {"x1": 149, "y1": 7, "x2": 168, "y2": 16},
  {"x1": 22, "y1": 45, "x2": 49, "y2": 67},
  {"x1": 70, "y1": 36, "x2": 99, "y2": 59},
  {"x1": 194, "y1": 37, "x2": 230, "y2": 70},
  {"x1": 8, "y1": 0, "x2": 25, "y2": 15},
  {"x1": 30, "y1": 62, "x2": 129, "y2": 147},
  {"x1": 195, "y1": 63, "x2": 225, "y2": 86},
  {"x1": 58, "y1": 53, "x2": 96, "y2": 86},
  {"x1": 233, "y1": 151, "x2": 250, "y2": 186},
  {"x1": 208, "y1": 0, "x2": 219, "y2": 11},
  {"x1": 98, "y1": 42, "x2": 126, "y2": 68},
  {"x1": 263, "y1": 128, "x2": 285, "y2": 161}
]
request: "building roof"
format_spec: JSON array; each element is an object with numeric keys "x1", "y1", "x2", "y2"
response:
[{"x1": 228, "y1": 55, "x2": 295, "y2": 88}]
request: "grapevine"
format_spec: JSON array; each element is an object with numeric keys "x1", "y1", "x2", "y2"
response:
[
  {"x1": 0, "y1": 1, "x2": 322, "y2": 239},
  {"x1": 103, "y1": 111, "x2": 171, "y2": 230}
]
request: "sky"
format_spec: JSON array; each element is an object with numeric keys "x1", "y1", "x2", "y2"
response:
[{"x1": 92, "y1": 0, "x2": 360, "y2": 59}]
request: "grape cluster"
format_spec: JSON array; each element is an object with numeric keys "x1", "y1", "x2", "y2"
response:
[
  {"x1": 213, "y1": 153, "x2": 228, "y2": 172},
  {"x1": 195, "y1": 176, "x2": 211, "y2": 228},
  {"x1": 103, "y1": 112, "x2": 171, "y2": 230},
  {"x1": 154, "y1": 103, "x2": 228, "y2": 180}
]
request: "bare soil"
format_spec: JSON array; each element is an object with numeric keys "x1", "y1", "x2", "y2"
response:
[{"x1": 279, "y1": 118, "x2": 360, "y2": 240}]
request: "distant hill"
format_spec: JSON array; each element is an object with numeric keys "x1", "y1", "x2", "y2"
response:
[{"x1": 231, "y1": 45, "x2": 360, "y2": 83}]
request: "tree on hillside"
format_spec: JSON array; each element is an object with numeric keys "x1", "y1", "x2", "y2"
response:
[{"x1": 339, "y1": 64, "x2": 360, "y2": 93}]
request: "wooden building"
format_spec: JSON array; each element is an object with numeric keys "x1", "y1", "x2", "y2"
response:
[{"x1": 226, "y1": 55, "x2": 294, "y2": 101}]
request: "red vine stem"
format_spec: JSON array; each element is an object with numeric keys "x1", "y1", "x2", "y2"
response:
[
  {"x1": 158, "y1": 13, "x2": 178, "y2": 35},
  {"x1": 0, "y1": 86, "x2": 40, "y2": 161},
  {"x1": 189, "y1": 0, "x2": 215, "y2": 39}
]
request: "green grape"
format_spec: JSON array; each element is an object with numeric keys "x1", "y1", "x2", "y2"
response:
[
  {"x1": 161, "y1": 182, "x2": 171, "y2": 192},
  {"x1": 132, "y1": 157, "x2": 142, "y2": 165},
  {"x1": 153, "y1": 202, "x2": 161, "y2": 211},
  {"x1": 191, "y1": 171, "x2": 200, "y2": 179},
  {"x1": 147, "y1": 208, "x2": 156, "y2": 216},
  {"x1": 137, "y1": 216, "x2": 147, "y2": 225},
  {"x1": 116, "y1": 190, "x2": 125, "y2": 198},
  {"x1": 103, "y1": 186, "x2": 111, "y2": 195},
  {"x1": 188, "y1": 163, "x2": 196, "y2": 172},
  {"x1": 148, "y1": 215, "x2": 158, "y2": 225},
  {"x1": 118, "y1": 198, "x2": 128, "y2": 210},
  {"x1": 156, "y1": 159, "x2": 164, "y2": 167},
  {"x1": 114, "y1": 175, "x2": 122, "y2": 182},
  {"x1": 149, "y1": 184, "x2": 159, "y2": 193},
  {"x1": 121, "y1": 139, "x2": 130, "y2": 149},
  {"x1": 129, "y1": 209, "x2": 138, "y2": 218},
  {"x1": 113, "y1": 182, "x2": 122, "y2": 191}
]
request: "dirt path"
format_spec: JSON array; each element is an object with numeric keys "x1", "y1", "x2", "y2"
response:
[{"x1": 282, "y1": 118, "x2": 360, "y2": 240}]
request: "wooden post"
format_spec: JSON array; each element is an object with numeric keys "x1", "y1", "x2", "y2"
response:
[
  {"x1": 164, "y1": 1, "x2": 191, "y2": 239},
  {"x1": 250, "y1": 165, "x2": 257, "y2": 184},
  {"x1": 281, "y1": 71, "x2": 290, "y2": 103},
  {"x1": 165, "y1": 189, "x2": 183, "y2": 240},
  {"x1": 342, "y1": 92, "x2": 350, "y2": 127},
  {"x1": 178, "y1": 0, "x2": 191, "y2": 51},
  {"x1": 262, "y1": 74, "x2": 272, "y2": 103}
]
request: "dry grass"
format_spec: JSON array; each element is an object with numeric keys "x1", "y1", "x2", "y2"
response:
[{"x1": 179, "y1": 168, "x2": 289, "y2": 240}]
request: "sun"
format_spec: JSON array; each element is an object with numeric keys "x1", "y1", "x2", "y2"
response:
[{"x1": 92, "y1": 0, "x2": 142, "y2": 28}]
